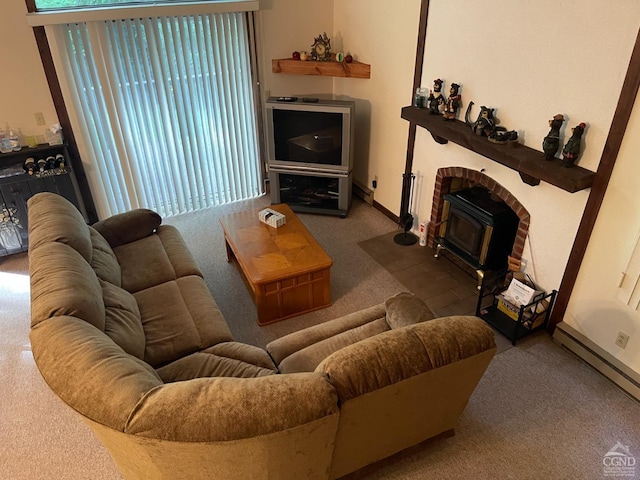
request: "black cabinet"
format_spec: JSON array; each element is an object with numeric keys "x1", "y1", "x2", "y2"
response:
[{"x1": 0, "y1": 144, "x2": 86, "y2": 257}]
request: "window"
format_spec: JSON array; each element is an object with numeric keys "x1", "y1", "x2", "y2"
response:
[
  {"x1": 34, "y1": 0, "x2": 250, "y2": 11},
  {"x1": 36, "y1": 0, "x2": 161, "y2": 8},
  {"x1": 46, "y1": 10, "x2": 263, "y2": 218}
]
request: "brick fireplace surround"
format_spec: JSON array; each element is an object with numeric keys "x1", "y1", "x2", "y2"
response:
[{"x1": 427, "y1": 167, "x2": 530, "y2": 262}]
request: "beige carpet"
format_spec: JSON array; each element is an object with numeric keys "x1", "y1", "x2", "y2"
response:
[
  {"x1": 163, "y1": 195, "x2": 407, "y2": 348},
  {"x1": 2, "y1": 195, "x2": 640, "y2": 479}
]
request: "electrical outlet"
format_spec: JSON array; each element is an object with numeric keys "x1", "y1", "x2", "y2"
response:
[
  {"x1": 615, "y1": 331, "x2": 629, "y2": 349},
  {"x1": 35, "y1": 112, "x2": 45, "y2": 126}
]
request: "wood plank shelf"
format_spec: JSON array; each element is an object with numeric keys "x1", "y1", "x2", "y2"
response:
[
  {"x1": 401, "y1": 106, "x2": 596, "y2": 193},
  {"x1": 272, "y1": 57, "x2": 370, "y2": 79}
]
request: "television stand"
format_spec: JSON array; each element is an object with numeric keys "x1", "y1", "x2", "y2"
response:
[{"x1": 269, "y1": 167, "x2": 352, "y2": 217}]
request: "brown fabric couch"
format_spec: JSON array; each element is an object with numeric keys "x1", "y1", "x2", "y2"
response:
[{"x1": 27, "y1": 192, "x2": 497, "y2": 480}]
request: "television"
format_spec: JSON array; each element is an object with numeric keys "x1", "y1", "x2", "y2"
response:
[{"x1": 264, "y1": 97, "x2": 355, "y2": 173}]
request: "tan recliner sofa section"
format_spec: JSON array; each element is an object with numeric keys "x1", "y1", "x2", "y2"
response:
[{"x1": 27, "y1": 192, "x2": 497, "y2": 480}]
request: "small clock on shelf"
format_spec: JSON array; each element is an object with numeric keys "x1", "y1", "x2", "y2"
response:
[{"x1": 311, "y1": 32, "x2": 331, "y2": 62}]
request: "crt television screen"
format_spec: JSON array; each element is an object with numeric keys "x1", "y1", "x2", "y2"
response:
[{"x1": 272, "y1": 109, "x2": 343, "y2": 166}]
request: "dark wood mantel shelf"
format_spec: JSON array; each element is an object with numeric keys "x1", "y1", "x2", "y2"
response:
[{"x1": 401, "y1": 106, "x2": 595, "y2": 193}]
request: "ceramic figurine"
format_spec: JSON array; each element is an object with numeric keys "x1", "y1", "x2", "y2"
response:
[
  {"x1": 465, "y1": 101, "x2": 496, "y2": 136},
  {"x1": 427, "y1": 79, "x2": 444, "y2": 115},
  {"x1": 542, "y1": 114, "x2": 565, "y2": 160},
  {"x1": 442, "y1": 83, "x2": 461, "y2": 121},
  {"x1": 561, "y1": 123, "x2": 586, "y2": 167},
  {"x1": 488, "y1": 129, "x2": 519, "y2": 145}
]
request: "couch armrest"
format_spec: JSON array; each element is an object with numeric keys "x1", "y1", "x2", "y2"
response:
[
  {"x1": 266, "y1": 303, "x2": 387, "y2": 366},
  {"x1": 316, "y1": 315, "x2": 496, "y2": 402},
  {"x1": 125, "y1": 373, "x2": 339, "y2": 442},
  {"x1": 92, "y1": 209, "x2": 162, "y2": 247}
]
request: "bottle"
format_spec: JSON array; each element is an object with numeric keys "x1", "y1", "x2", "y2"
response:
[
  {"x1": 419, "y1": 222, "x2": 427, "y2": 246},
  {"x1": 413, "y1": 88, "x2": 424, "y2": 108},
  {"x1": 46, "y1": 155, "x2": 56, "y2": 170},
  {"x1": 0, "y1": 128, "x2": 10, "y2": 153},
  {"x1": 37, "y1": 158, "x2": 47, "y2": 172},
  {"x1": 55, "y1": 153, "x2": 65, "y2": 169},
  {"x1": 23, "y1": 157, "x2": 36, "y2": 175},
  {"x1": 9, "y1": 129, "x2": 21, "y2": 151}
]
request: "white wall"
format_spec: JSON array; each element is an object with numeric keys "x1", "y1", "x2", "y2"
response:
[
  {"x1": 257, "y1": 0, "x2": 421, "y2": 215},
  {"x1": 564, "y1": 88, "x2": 640, "y2": 373},
  {"x1": 0, "y1": 1, "x2": 59, "y2": 143},
  {"x1": 411, "y1": 0, "x2": 640, "y2": 292},
  {"x1": 332, "y1": 1, "x2": 421, "y2": 211},
  {"x1": 256, "y1": 0, "x2": 334, "y2": 99}
]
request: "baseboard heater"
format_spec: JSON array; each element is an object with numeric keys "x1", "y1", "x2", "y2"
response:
[
  {"x1": 352, "y1": 179, "x2": 374, "y2": 206},
  {"x1": 553, "y1": 322, "x2": 640, "y2": 402}
]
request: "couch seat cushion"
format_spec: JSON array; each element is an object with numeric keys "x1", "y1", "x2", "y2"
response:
[
  {"x1": 134, "y1": 275, "x2": 233, "y2": 367},
  {"x1": 156, "y1": 342, "x2": 277, "y2": 382}
]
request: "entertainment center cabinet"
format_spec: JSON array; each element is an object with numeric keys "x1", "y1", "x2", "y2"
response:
[
  {"x1": 265, "y1": 97, "x2": 355, "y2": 217},
  {"x1": 0, "y1": 144, "x2": 86, "y2": 257}
]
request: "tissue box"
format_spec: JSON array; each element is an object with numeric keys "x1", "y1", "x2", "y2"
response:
[{"x1": 258, "y1": 208, "x2": 286, "y2": 228}]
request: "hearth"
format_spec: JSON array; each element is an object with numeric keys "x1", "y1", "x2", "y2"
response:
[{"x1": 435, "y1": 186, "x2": 519, "y2": 288}]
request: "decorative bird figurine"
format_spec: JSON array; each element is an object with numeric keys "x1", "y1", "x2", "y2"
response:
[
  {"x1": 561, "y1": 123, "x2": 586, "y2": 168},
  {"x1": 542, "y1": 114, "x2": 565, "y2": 160}
]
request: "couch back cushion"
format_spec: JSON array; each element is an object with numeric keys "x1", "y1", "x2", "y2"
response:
[
  {"x1": 30, "y1": 242, "x2": 105, "y2": 330},
  {"x1": 384, "y1": 291, "x2": 435, "y2": 329},
  {"x1": 92, "y1": 208, "x2": 161, "y2": 247},
  {"x1": 28, "y1": 192, "x2": 92, "y2": 263},
  {"x1": 101, "y1": 280, "x2": 146, "y2": 359},
  {"x1": 90, "y1": 227, "x2": 121, "y2": 286}
]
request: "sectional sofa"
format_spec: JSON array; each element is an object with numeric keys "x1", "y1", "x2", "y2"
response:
[{"x1": 27, "y1": 192, "x2": 497, "y2": 479}]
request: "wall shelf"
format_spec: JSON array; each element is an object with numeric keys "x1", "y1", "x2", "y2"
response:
[
  {"x1": 272, "y1": 57, "x2": 370, "y2": 79},
  {"x1": 401, "y1": 106, "x2": 596, "y2": 193}
]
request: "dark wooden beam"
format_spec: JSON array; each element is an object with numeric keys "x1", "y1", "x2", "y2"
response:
[
  {"x1": 549, "y1": 26, "x2": 640, "y2": 329},
  {"x1": 25, "y1": 1, "x2": 98, "y2": 223},
  {"x1": 399, "y1": 0, "x2": 430, "y2": 220}
]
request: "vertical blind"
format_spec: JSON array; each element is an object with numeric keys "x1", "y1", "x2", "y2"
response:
[{"x1": 52, "y1": 12, "x2": 262, "y2": 218}]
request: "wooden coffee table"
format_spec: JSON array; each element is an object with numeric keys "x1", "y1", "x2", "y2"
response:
[{"x1": 220, "y1": 204, "x2": 332, "y2": 325}]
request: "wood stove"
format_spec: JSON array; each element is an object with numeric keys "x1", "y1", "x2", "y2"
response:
[{"x1": 435, "y1": 186, "x2": 519, "y2": 288}]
